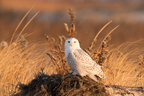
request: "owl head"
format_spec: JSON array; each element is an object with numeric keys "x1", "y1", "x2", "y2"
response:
[{"x1": 65, "y1": 38, "x2": 80, "y2": 49}]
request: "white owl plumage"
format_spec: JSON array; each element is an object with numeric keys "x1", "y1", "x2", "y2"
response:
[{"x1": 65, "y1": 38, "x2": 105, "y2": 82}]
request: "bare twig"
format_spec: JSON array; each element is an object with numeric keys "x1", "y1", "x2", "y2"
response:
[
  {"x1": 64, "y1": 8, "x2": 76, "y2": 37},
  {"x1": 10, "y1": 6, "x2": 34, "y2": 44},
  {"x1": 16, "y1": 11, "x2": 40, "y2": 42},
  {"x1": 89, "y1": 20, "x2": 112, "y2": 50}
]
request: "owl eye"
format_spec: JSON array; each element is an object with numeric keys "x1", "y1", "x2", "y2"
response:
[
  {"x1": 68, "y1": 41, "x2": 70, "y2": 43},
  {"x1": 74, "y1": 41, "x2": 76, "y2": 43}
]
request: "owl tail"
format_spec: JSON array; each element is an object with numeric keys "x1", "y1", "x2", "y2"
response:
[{"x1": 88, "y1": 74, "x2": 99, "y2": 82}]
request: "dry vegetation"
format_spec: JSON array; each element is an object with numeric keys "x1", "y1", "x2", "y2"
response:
[{"x1": 0, "y1": 8, "x2": 144, "y2": 95}]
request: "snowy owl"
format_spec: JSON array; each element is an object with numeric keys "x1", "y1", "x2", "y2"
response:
[{"x1": 65, "y1": 38, "x2": 106, "y2": 82}]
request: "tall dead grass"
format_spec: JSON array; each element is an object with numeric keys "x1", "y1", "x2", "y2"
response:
[
  {"x1": 103, "y1": 40, "x2": 144, "y2": 87},
  {"x1": 0, "y1": 9, "x2": 51, "y2": 95},
  {"x1": 0, "y1": 38, "x2": 52, "y2": 95}
]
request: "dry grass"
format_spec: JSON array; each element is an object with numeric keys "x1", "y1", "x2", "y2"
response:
[
  {"x1": 0, "y1": 8, "x2": 144, "y2": 95},
  {"x1": 103, "y1": 40, "x2": 144, "y2": 87},
  {"x1": 0, "y1": 37, "x2": 52, "y2": 95},
  {"x1": 0, "y1": 11, "x2": 52, "y2": 95}
]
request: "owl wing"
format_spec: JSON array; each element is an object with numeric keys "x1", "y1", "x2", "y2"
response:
[
  {"x1": 72, "y1": 49, "x2": 105, "y2": 78},
  {"x1": 72, "y1": 49, "x2": 97, "y2": 66}
]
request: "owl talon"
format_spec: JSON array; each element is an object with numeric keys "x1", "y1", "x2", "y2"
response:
[{"x1": 72, "y1": 71, "x2": 77, "y2": 75}]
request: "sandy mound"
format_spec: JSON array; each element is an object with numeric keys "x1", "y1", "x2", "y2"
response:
[{"x1": 14, "y1": 72, "x2": 109, "y2": 96}]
